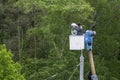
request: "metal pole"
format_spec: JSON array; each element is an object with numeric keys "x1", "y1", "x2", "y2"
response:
[{"x1": 80, "y1": 50, "x2": 84, "y2": 80}]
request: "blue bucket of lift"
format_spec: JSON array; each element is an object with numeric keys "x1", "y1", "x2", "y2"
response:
[{"x1": 85, "y1": 30, "x2": 96, "y2": 51}]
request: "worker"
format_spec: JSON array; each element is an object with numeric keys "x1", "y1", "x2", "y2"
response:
[
  {"x1": 77, "y1": 23, "x2": 83, "y2": 35},
  {"x1": 71, "y1": 22, "x2": 83, "y2": 35}
]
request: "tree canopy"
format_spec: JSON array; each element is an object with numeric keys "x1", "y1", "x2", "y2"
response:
[
  {"x1": 0, "y1": 45, "x2": 25, "y2": 80},
  {"x1": 0, "y1": 0, "x2": 120, "y2": 80}
]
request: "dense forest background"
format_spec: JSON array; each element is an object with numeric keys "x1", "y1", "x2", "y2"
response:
[{"x1": 0, "y1": 0, "x2": 120, "y2": 80}]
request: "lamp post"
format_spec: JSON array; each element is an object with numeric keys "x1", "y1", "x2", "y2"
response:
[{"x1": 80, "y1": 50, "x2": 84, "y2": 80}]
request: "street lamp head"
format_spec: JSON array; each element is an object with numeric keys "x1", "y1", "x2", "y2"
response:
[{"x1": 71, "y1": 23, "x2": 78, "y2": 28}]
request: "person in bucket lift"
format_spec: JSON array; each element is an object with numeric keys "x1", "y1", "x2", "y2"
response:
[
  {"x1": 77, "y1": 23, "x2": 83, "y2": 35},
  {"x1": 71, "y1": 22, "x2": 83, "y2": 35}
]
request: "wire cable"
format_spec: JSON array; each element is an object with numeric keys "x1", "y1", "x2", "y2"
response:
[
  {"x1": 68, "y1": 63, "x2": 80, "y2": 80},
  {"x1": 44, "y1": 74, "x2": 57, "y2": 80}
]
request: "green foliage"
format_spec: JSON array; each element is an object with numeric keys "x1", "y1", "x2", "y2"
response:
[
  {"x1": 0, "y1": 0, "x2": 120, "y2": 80},
  {"x1": 0, "y1": 44, "x2": 26, "y2": 80},
  {"x1": 15, "y1": 0, "x2": 94, "y2": 80}
]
